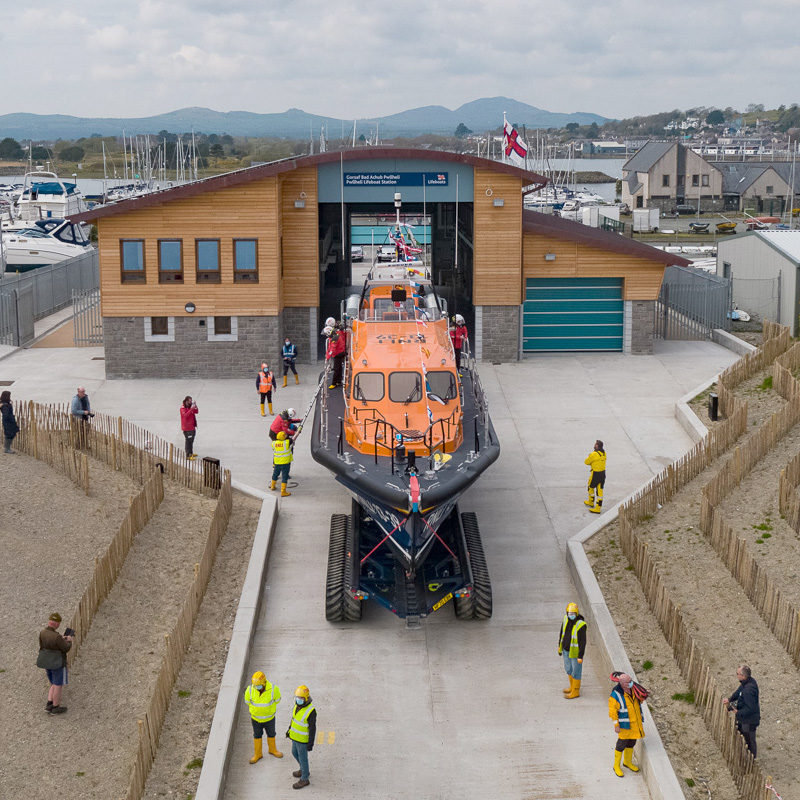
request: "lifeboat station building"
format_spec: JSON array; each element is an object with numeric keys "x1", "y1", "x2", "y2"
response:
[{"x1": 74, "y1": 148, "x2": 686, "y2": 379}]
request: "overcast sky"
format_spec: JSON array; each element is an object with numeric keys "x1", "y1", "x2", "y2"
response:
[{"x1": 2, "y1": 0, "x2": 798, "y2": 122}]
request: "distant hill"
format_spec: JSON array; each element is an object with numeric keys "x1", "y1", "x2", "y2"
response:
[{"x1": 0, "y1": 97, "x2": 606, "y2": 140}]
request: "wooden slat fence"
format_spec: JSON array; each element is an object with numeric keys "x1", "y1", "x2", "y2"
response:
[
  {"x1": 614, "y1": 326, "x2": 796, "y2": 800},
  {"x1": 715, "y1": 324, "x2": 790, "y2": 418},
  {"x1": 64, "y1": 468, "x2": 165, "y2": 668},
  {"x1": 16, "y1": 401, "x2": 219, "y2": 496},
  {"x1": 14, "y1": 401, "x2": 90, "y2": 494},
  {"x1": 772, "y1": 340, "x2": 800, "y2": 402},
  {"x1": 618, "y1": 510, "x2": 772, "y2": 800},
  {"x1": 125, "y1": 469, "x2": 233, "y2": 800}
]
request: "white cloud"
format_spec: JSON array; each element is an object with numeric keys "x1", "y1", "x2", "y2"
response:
[{"x1": 0, "y1": 0, "x2": 799, "y2": 123}]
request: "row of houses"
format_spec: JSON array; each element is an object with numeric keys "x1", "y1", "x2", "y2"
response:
[{"x1": 622, "y1": 141, "x2": 799, "y2": 214}]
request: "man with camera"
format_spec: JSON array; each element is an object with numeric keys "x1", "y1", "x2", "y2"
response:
[
  {"x1": 71, "y1": 386, "x2": 94, "y2": 448},
  {"x1": 37, "y1": 612, "x2": 73, "y2": 715},
  {"x1": 723, "y1": 664, "x2": 760, "y2": 756}
]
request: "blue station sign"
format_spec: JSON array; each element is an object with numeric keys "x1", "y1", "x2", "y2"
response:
[{"x1": 344, "y1": 172, "x2": 448, "y2": 187}]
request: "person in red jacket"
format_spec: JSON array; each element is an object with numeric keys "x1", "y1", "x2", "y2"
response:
[
  {"x1": 449, "y1": 314, "x2": 468, "y2": 372},
  {"x1": 325, "y1": 325, "x2": 347, "y2": 390},
  {"x1": 270, "y1": 408, "x2": 301, "y2": 441},
  {"x1": 180, "y1": 396, "x2": 199, "y2": 460}
]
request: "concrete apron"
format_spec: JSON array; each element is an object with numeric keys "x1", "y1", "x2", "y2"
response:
[{"x1": 192, "y1": 354, "x2": 744, "y2": 800}]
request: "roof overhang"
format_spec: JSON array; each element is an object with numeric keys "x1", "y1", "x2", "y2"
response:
[
  {"x1": 523, "y1": 210, "x2": 691, "y2": 267},
  {"x1": 73, "y1": 148, "x2": 548, "y2": 224}
]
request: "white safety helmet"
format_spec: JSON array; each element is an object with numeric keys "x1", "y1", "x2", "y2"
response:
[
  {"x1": 322, "y1": 325, "x2": 333, "y2": 336},
  {"x1": 455, "y1": 314, "x2": 465, "y2": 324},
  {"x1": 287, "y1": 408, "x2": 296, "y2": 417},
  {"x1": 325, "y1": 316, "x2": 336, "y2": 327}
]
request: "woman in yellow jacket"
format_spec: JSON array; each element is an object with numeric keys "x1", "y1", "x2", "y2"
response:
[{"x1": 608, "y1": 672, "x2": 645, "y2": 777}]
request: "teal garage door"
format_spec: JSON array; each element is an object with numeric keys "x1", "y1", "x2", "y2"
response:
[{"x1": 524, "y1": 277, "x2": 623, "y2": 351}]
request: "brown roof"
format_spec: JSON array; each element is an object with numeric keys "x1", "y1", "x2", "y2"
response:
[
  {"x1": 72, "y1": 148, "x2": 548, "y2": 223},
  {"x1": 523, "y1": 210, "x2": 691, "y2": 267}
]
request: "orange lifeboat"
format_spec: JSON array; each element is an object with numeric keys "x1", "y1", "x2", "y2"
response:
[{"x1": 311, "y1": 256, "x2": 500, "y2": 623}]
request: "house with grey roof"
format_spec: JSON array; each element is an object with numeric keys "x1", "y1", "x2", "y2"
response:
[
  {"x1": 621, "y1": 141, "x2": 725, "y2": 213},
  {"x1": 623, "y1": 141, "x2": 799, "y2": 215},
  {"x1": 715, "y1": 162, "x2": 796, "y2": 214}
]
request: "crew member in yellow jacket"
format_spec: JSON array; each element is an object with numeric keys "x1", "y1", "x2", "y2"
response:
[
  {"x1": 608, "y1": 672, "x2": 645, "y2": 777},
  {"x1": 584, "y1": 439, "x2": 606, "y2": 513},
  {"x1": 244, "y1": 671, "x2": 283, "y2": 763}
]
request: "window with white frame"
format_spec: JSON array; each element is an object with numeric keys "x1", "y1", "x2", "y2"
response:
[
  {"x1": 207, "y1": 316, "x2": 238, "y2": 341},
  {"x1": 144, "y1": 316, "x2": 175, "y2": 342}
]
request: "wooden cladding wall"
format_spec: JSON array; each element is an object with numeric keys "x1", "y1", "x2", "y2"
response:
[
  {"x1": 279, "y1": 167, "x2": 320, "y2": 307},
  {"x1": 99, "y1": 179, "x2": 283, "y2": 317},
  {"x1": 472, "y1": 169, "x2": 523, "y2": 305},
  {"x1": 523, "y1": 234, "x2": 666, "y2": 301}
]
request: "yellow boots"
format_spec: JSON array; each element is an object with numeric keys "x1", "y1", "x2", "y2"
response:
[
  {"x1": 268, "y1": 402, "x2": 273, "y2": 414},
  {"x1": 250, "y1": 735, "x2": 283, "y2": 763},
  {"x1": 283, "y1": 375, "x2": 288, "y2": 387},
  {"x1": 250, "y1": 737, "x2": 263, "y2": 764},
  {"x1": 270, "y1": 480, "x2": 277, "y2": 491},
  {"x1": 622, "y1": 747, "x2": 639, "y2": 772},
  {"x1": 295, "y1": 374, "x2": 299, "y2": 384},
  {"x1": 260, "y1": 405, "x2": 266, "y2": 417},
  {"x1": 281, "y1": 483, "x2": 291, "y2": 497},
  {"x1": 565, "y1": 678, "x2": 581, "y2": 699},
  {"x1": 584, "y1": 488, "x2": 595, "y2": 507},
  {"x1": 613, "y1": 747, "x2": 638, "y2": 777},
  {"x1": 562, "y1": 675, "x2": 574, "y2": 695}
]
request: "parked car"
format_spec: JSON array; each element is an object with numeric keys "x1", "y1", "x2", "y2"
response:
[
  {"x1": 351, "y1": 244, "x2": 364, "y2": 262},
  {"x1": 675, "y1": 204, "x2": 698, "y2": 215},
  {"x1": 377, "y1": 245, "x2": 397, "y2": 262}
]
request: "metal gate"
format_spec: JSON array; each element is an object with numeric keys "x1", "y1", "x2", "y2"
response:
[
  {"x1": 72, "y1": 288, "x2": 103, "y2": 345},
  {"x1": 654, "y1": 266, "x2": 731, "y2": 340},
  {"x1": 0, "y1": 291, "x2": 13, "y2": 346}
]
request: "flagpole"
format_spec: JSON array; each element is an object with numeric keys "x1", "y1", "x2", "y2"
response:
[{"x1": 502, "y1": 112, "x2": 507, "y2": 164}]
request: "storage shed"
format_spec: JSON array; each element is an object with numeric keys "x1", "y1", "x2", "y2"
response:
[{"x1": 717, "y1": 230, "x2": 800, "y2": 333}]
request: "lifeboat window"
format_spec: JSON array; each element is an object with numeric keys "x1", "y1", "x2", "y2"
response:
[
  {"x1": 353, "y1": 372, "x2": 385, "y2": 402},
  {"x1": 426, "y1": 371, "x2": 457, "y2": 402},
  {"x1": 389, "y1": 372, "x2": 422, "y2": 404}
]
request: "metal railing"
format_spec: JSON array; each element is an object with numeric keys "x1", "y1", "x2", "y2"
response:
[
  {"x1": 0, "y1": 248, "x2": 99, "y2": 320},
  {"x1": 72, "y1": 287, "x2": 103, "y2": 345},
  {"x1": 654, "y1": 265, "x2": 732, "y2": 340}
]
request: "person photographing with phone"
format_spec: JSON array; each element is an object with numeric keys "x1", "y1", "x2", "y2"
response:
[
  {"x1": 180, "y1": 396, "x2": 199, "y2": 460},
  {"x1": 37, "y1": 612, "x2": 74, "y2": 715}
]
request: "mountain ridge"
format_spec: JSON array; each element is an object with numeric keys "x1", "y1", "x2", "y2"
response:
[{"x1": 0, "y1": 97, "x2": 607, "y2": 140}]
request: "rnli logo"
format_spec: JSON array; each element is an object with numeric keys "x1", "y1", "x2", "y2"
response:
[{"x1": 377, "y1": 334, "x2": 427, "y2": 344}]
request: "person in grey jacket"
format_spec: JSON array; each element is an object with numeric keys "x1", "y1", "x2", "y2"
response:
[
  {"x1": 1, "y1": 390, "x2": 19, "y2": 454},
  {"x1": 723, "y1": 664, "x2": 760, "y2": 756},
  {"x1": 71, "y1": 387, "x2": 93, "y2": 448}
]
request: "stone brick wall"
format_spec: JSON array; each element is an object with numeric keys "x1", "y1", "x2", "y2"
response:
[
  {"x1": 627, "y1": 300, "x2": 655, "y2": 355},
  {"x1": 477, "y1": 305, "x2": 520, "y2": 363},
  {"x1": 104, "y1": 315, "x2": 281, "y2": 379},
  {"x1": 282, "y1": 306, "x2": 316, "y2": 364}
]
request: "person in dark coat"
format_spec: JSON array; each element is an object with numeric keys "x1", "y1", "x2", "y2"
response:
[
  {"x1": 1, "y1": 389, "x2": 19, "y2": 454},
  {"x1": 723, "y1": 664, "x2": 760, "y2": 756}
]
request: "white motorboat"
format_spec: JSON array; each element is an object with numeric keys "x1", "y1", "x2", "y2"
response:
[
  {"x1": 1, "y1": 218, "x2": 92, "y2": 272},
  {"x1": 12, "y1": 170, "x2": 88, "y2": 223}
]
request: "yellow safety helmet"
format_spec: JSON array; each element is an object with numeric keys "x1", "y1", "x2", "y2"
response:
[
  {"x1": 277, "y1": 431, "x2": 287, "y2": 441},
  {"x1": 566, "y1": 602, "x2": 579, "y2": 615},
  {"x1": 252, "y1": 671, "x2": 267, "y2": 685},
  {"x1": 295, "y1": 685, "x2": 310, "y2": 699}
]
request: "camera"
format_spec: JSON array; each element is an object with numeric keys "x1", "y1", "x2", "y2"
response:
[{"x1": 63, "y1": 627, "x2": 75, "y2": 637}]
